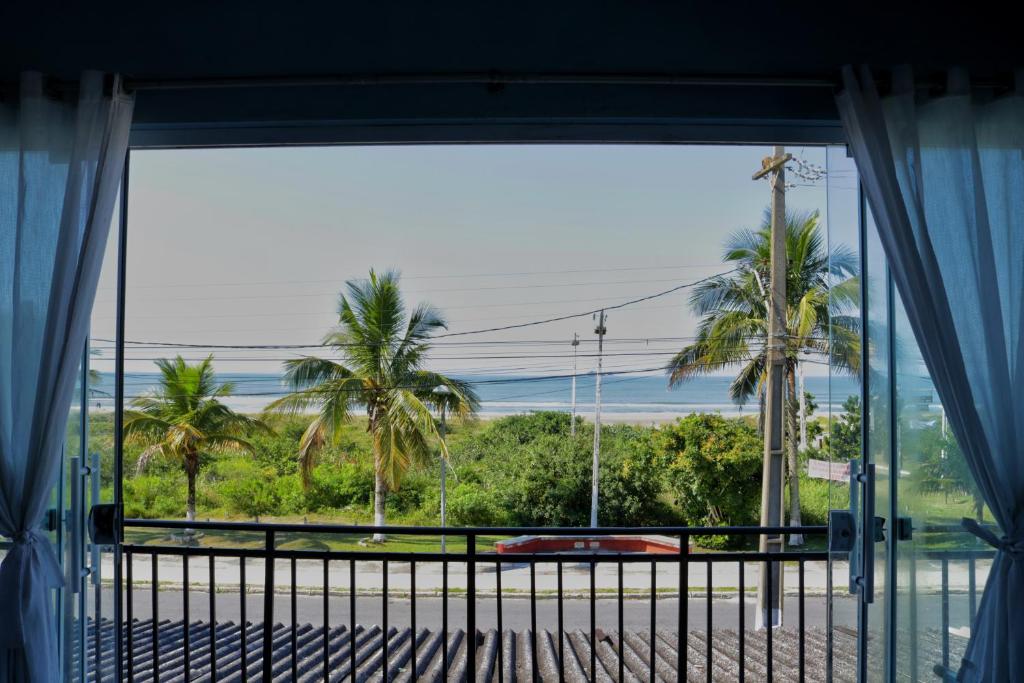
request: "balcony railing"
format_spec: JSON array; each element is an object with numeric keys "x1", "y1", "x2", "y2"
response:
[
  {"x1": 63, "y1": 520, "x2": 845, "y2": 682},
  {"x1": 52, "y1": 518, "x2": 996, "y2": 682}
]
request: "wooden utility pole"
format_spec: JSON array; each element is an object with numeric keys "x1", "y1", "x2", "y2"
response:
[{"x1": 753, "y1": 146, "x2": 790, "y2": 630}]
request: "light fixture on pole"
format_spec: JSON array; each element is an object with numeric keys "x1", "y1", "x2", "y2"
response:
[
  {"x1": 432, "y1": 384, "x2": 452, "y2": 553},
  {"x1": 571, "y1": 332, "x2": 579, "y2": 436}
]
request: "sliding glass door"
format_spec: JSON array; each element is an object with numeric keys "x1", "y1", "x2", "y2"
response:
[{"x1": 859, "y1": 184, "x2": 993, "y2": 682}]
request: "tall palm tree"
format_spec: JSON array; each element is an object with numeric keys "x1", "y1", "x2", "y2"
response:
[
  {"x1": 666, "y1": 209, "x2": 859, "y2": 544},
  {"x1": 267, "y1": 269, "x2": 479, "y2": 542},
  {"x1": 124, "y1": 355, "x2": 271, "y2": 523}
]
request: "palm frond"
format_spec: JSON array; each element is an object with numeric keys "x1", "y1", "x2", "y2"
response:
[
  {"x1": 135, "y1": 444, "x2": 166, "y2": 474},
  {"x1": 671, "y1": 205, "x2": 861, "y2": 400},
  {"x1": 373, "y1": 388, "x2": 438, "y2": 488},
  {"x1": 281, "y1": 357, "x2": 355, "y2": 390},
  {"x1": 122, "y1": 411, "x2": 173, "y2": 442},
  {"x1": 729, "y1": 352, "x2": 767, "y2": 404},
  {"x1": 409, "y1": 370, "x2": 481, "y2": 419},
  {"x1": 201, "y1": 432, "x2": 257, "y2": 453},
  {"x1": 296, "y1": 415, "x2": 328, "y2": 487}
]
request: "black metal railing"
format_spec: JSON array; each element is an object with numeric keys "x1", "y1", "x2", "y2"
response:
[
  {"x1": 99, "y1": 520, "x2": 837, "y2": 682},
  {"x1": 919, "y1": 548, "x2": 996, "y2": 682}
]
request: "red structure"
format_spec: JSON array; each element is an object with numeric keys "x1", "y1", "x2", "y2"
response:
[{"x1": 495, "y1": 534, "x2": 684, "y2": 554}]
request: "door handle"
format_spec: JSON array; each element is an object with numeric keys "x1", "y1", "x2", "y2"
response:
[
  {"x1": 89, "y1": 451, "x2": 102, "y2": 587},
  {"x1": 847, "y1": 458, "x2": 861, "y2": 593},
  {"x1": 88, "y1": 503, "x2": 119, "y2": 546},
  {"x1": 69, "y1": 456, "x2": 84, "y2": 593},
  {"x1": 855, "y1": 463, "x2": 878, "y2": 604}
]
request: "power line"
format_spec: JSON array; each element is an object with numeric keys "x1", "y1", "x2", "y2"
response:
[
  {"x1": 102, "y1": 350, "x2": 733, "y2": 363},
  {"x1": 434, "y1": 270, "x2": 737, "y2": 338},
  {"x1": 94, "y1": 262, "x2": 724, "y2": 292},
  {"x1": 91, "y1": 331, "x2": 827, "y2": 354},
  {"x1": 109, "y1": 364, "x2": 689, "y2": 401},
  {"x1": 89, "y1": 337, "x2": 710, "y2": 351},
  {"x1": 86, "y1": 297, "x2": 709, "y2": 337},
  {"x1": 90, "y1": 287, "x2": 701, "y2": 320},
  {"x1": 93, "y1": 274, "x2": 725, "y2": 305},
  {"x1": 91, "y1": 333, "x2": 777, "y2": 351},
  {"x1": 91, "y1": 270, "x2": 735, "y2": 348}
]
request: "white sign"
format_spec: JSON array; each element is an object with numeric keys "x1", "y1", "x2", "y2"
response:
[{"x1": 806, "y1": 458, "x2": 850, "y2": 482}]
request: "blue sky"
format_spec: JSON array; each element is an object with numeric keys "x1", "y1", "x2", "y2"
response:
[{"x1": 90, "y1": 144, "x2": 857, "y2": 380}]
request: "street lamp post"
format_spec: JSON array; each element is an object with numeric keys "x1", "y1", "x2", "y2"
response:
[{"x1": 432, "y1": 384, "x2": 451, "y2": 553}]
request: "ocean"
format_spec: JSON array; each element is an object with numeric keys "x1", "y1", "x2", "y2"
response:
[{"x1": 95, "y1": 371, "x2": 860, "y2": 420}]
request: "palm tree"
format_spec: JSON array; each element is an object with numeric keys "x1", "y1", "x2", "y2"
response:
[
  {"x1": 267, "y1": 269, "x2": 479, "y2": 542},
  {"x1": 124, "y1": 355, "x2": 271, "y2": 524},
  {"x1": 666, "y1": 209, "x2": 859, "y2": 544}
]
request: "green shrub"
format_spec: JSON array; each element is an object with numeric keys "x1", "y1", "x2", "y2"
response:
[
  {"x1": 826, "y1": 395, "x2": 861, "y2": 461},
  {"x1": 659, "y1": 413, "x2": 762, "y2": 547},
  {"x1": 248, "y1": 429, "x2": 300, "y2": 476},
  {"x1": 386, "y1": 471, "x2": 431, "y2": 514},
  {"x1": 206, "y1": 458, "x2": 281, "y2": 516},
  {"x1": 275, "y1": 475, "x2": 305, "y2": 515},
  {"x1": 598, "y1": 425, "x2": 674, "y2": 526},
  {"x1": 500, "y1": 433, "x2": 591, "y2": 525},
  {"x1": 220, "y1": 475, "x2": 283, "y2": 517},
  {"x1": 123, "y1": 475, "x2": 187, "y2": 519},
  {"x1": 796, "y1": 474, "x2": 849, "y2": 526},
  {"x1": 449, "y1": 413, "x2": 672, "y2": 527},
  {"x1": 305, "y1": 463, "x2": 375, "y2": 511},
  {"x1": 444, "y1": 482, "x2": 510, "y2": 526}
]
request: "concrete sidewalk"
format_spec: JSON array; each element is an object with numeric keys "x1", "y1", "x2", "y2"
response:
[
  {"x1": 101, "y1": 553, "x2": 987, "y2": 597},
  {"x1": 106, "y1": 555, "x2": 837, "y2": 595}
]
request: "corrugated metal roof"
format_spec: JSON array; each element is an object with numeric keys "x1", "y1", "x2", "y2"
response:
[{"x1": 83, "y1": 617, "x2": 959, "y2": 681}]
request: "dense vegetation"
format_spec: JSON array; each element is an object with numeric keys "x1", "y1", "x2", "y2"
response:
[{"x1": 91, "y1": 408, "x2": 862, "y2": 545}]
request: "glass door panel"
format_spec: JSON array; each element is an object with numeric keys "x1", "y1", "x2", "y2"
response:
[
  {"x1": 858, "y1": 185, "x2": 993, "y2": 681},
  {"x1": 78, "y1": 194, "x2": 123, "y2": 681},
  {"x1": 825, "y1": 145, "x2": 869, "y2": 679},
  {"x1": 861, "y1": 197, "x2": 892, "y2": 680},
  {"x1": 60, "y1": 353, "x2": 88, "y2": 682},
  {"x1": 892, "y1": 299, "x2": 992, "y2": 680},
  {"x1": 824, "y1": 144, "x2": 863, "y2": 654}
]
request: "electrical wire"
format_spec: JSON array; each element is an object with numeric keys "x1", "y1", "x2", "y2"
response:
[
  {"x1": 92, "y1": 273, "x2": 726, "y2": 305},
  {"x1": 93, "y1": 262, "x2": 725, "y2": 292},
  {"x1": 91, "y1": 270, "x2": 737, "y2": 348}
]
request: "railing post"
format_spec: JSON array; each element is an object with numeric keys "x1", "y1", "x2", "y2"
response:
[
  {"x1": 467, "y1": 533, "x2": 477, "y2": 680},
  {"x1": 941, "y1": 558, "x2": 950, "y2": 673},
  {"x1": 183, "y1": 554, "x2": 191, "y2": 679},
  {"x1": 263, "y1": 530, "x2": 275, "y2": 683},
  {"x1": 679, "y1": 533, "x2": 689, "y2": 678},
  {"x1": 968, "y1": 556, "x2": 977, "y2": 625}
]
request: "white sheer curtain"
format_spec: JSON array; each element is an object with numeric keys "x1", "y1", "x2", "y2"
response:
[
  {"x1": 0, "y1": 72, "x2": 132, "y2": 682},
  {"x1": 837, "y1": 66, "x2": 1024, "y2": 682}
]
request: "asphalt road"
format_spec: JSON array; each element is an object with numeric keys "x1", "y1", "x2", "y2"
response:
[{"x1": 104, "y1": 589, "x2": 856, "y2": 633}]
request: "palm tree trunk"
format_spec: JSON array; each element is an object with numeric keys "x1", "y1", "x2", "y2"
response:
[
  {"x1": 369, "y1": 408, "x2": 387, "y2": 543},
  {"x1": 786, "y1": 369, "x2": 804, "y2": 545},
  {"x1": 182, "y1": 455, "x2": 199, "y2": 545},
  {"x1": 372, "y1": 468, "x2": 387, "y2": 543},
  {"x1": 757, "y1": 386, "x2": 766, "y2": 437},
  {"x1": 185, "y1": 458, "x2": 197, "y2": 523}
]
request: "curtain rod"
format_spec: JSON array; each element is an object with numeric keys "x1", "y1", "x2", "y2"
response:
[{"x1": 122, "y1": 72, "x2": 840, "y2": 92}]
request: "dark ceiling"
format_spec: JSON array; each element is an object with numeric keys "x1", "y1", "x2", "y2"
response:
[{"x1": 2, "y1": 2, "x2": 1017, "y2": 145}]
